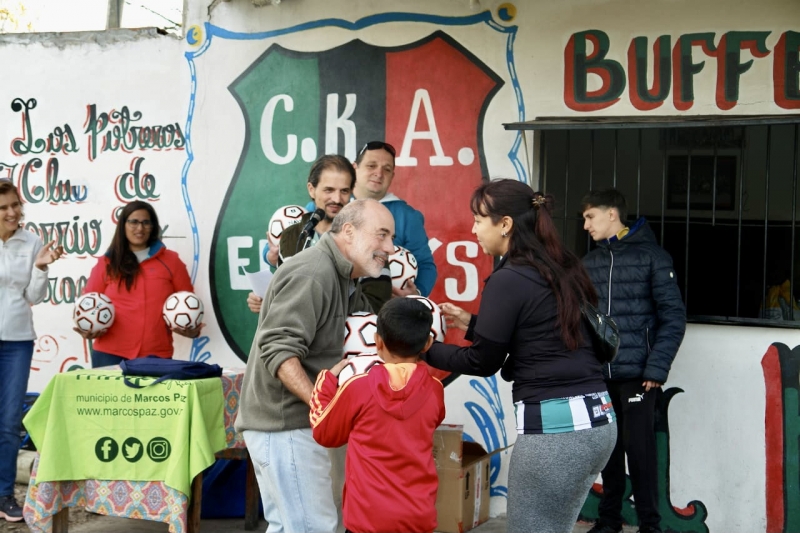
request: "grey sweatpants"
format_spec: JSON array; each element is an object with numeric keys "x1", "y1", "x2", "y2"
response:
[{"x1": 507, "y1": 422, "x2": 617, "y2": 533}]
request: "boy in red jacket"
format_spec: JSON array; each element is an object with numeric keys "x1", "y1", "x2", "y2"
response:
[{"x1": 309, "y1": 297, "x2": 446, "y2": 533}]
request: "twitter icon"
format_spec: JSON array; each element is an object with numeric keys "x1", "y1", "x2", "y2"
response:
[{"x1": 122, "y1": 437, "x2": 144, "y2": 462}]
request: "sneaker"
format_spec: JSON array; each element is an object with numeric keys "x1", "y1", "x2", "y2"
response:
[
  {"x1": 637, "y1": 528, "x2": 663, "y2": 533},
  {"x1": 587, "y1": 522, "x2": 622, "y2": 533},
  {"x1": 0, "y1": 495, "x2": 23, "y2": 523}
]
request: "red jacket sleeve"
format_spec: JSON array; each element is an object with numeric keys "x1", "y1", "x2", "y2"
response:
[
  {"x1": 83, "y1": 257, "x2": 109, "y2": 294},
  {"x1": 436, "y1": 380, "x2": 446, "y2": 426},
  {"x1": 309, "y1": 370, "x2": 364, "y2": 448},
  {"x1": 167, "y1": 252, "x2": 194, "y2": 293}
]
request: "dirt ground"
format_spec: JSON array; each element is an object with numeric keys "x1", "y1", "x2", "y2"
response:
[{"x1": 0, "y1": 483, "x2": 99, "y2": 532}]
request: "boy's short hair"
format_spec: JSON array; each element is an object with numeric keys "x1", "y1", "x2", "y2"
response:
[
  {"x1": 376, "y1": 298, "x2": 433, "y2": 356},
  {"x1": 581, "y1": 188, "x2": 628, "y2": 222}
]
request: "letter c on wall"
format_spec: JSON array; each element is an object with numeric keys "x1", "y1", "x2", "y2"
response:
[{"x1": 261, "y1": 94, "x2": 297, "y2": 165}]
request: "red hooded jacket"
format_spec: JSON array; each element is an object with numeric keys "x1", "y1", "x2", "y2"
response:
[{"x1": 310, "y1": 362, "x2": 445, "y2": 533}]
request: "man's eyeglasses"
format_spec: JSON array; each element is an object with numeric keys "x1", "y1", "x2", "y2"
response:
[
  {"x1": 126, "y1": 219, "x2": 153, "y2": 229},
  {"x1": 358, "y1": 141, "x2": 396, "y2": 158}
]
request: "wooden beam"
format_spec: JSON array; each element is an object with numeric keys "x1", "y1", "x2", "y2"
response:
[
  {"x1": 52, "y1": 507, "x2": 69, "y2": 533},
  {"x1": 106, "y1": 0, "x2": 122, "y2": 29}
]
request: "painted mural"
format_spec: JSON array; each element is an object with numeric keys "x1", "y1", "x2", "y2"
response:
[
  {"x1": 206, "y1": 29, "x2": 504, "y2": 360},
  {"x1": 564, "y1": 29, "x2": 800, "y2": 112},
  {"x1": 763, "y1": 343, "x2": 800, "y2": 533},
  {"x1": 0, "y1": 94, "x2": 189, "y2": 377},
  {"x1": 182, "y1": 7, "x2": 524, "y2": 508}
]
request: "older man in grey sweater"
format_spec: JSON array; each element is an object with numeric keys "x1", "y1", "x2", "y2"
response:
[{"x1": 235, "y1": 199, "x2": 395, "y2": 533}]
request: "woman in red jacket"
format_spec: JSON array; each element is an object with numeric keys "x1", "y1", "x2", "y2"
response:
[{"x1": 75, "y1": 201, "x2": 201, "y2": 367}]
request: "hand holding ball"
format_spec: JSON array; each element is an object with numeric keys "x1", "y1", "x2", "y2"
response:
[
  {"x1": 163, "y1": 291, "x2": 204, "y2": 330},
  {"x1": 73, "y1": 292, "x2": 115, "y2": 335},
  {"x1": 405, "y1": 295, "x2": 447, "y2": 342}
]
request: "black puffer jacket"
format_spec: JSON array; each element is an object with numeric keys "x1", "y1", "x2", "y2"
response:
[{"x1": 582, "y1": 218, "x2": 686, "y2": 383}]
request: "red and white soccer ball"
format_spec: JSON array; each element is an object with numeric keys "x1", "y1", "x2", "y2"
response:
[
  {"x1": 406, "y1": 295, "x2": 447, "y2": 342},
  {"x1": 338, "y1": 354, "x2": 384, "y2": 384},
  {"x1": 389, "y1": 245, "x2": 418, "y2": 291},
  {"x1": 73, "y1": 292, "x2": 115, "y2": 334},
  {"x1": 343, "y1": 311, "x2": 378, "y2": 359},
  {"x1": 267, "y1": 205, "x2": 307, "y2": 247},
  {"x1": 163, "y1": 291, "x2": 204, "y2": 330}
]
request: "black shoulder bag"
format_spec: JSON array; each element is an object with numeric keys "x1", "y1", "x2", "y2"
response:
[{"x1": 582, "y1": 302, "x2": 621, "y2": 363}]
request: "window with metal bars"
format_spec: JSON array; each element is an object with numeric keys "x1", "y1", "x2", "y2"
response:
[{"x1": 506, "y1": 116, "x2": 800, "y2": 328}]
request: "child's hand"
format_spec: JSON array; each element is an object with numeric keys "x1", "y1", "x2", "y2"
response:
[
  {"x1": 330, "y1": 358, "x2": 349, "y2": 377},
  {"x1": 439, "y1": 302, "x2": 471, "y2": 332}
]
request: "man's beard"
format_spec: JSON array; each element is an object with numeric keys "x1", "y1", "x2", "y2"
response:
[
  {"x1": 324, "y1": 203, "x2": 343, "y2": 223},
  {"x1": 353, "y1": 235, "x2": 387, "y2": 278}
]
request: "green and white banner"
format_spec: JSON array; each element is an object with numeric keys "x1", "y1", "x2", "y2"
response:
[{"x1": 24, "y1": 369, "x2": 226, "y2": 495}]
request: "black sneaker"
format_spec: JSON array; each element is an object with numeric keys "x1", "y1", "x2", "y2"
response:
[
  {"x1": 587, "y1": 522, "x2": 622, "y2": 533},
  {"x1": 0, "y1": 495, "x2": 23, "y2": 523}
]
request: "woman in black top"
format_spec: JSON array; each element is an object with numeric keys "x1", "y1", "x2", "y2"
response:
[{"x1": 424, "y1": 179, "x2": 617, "y2": 533}]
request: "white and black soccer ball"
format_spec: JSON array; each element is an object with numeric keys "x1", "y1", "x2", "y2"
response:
[
  {"x1": 267, "y1": 205, "x2": 307, "y2": 247},
  {"x1": 73, "y1": 292, "x2": 115, "y2": 334},
  {"x1": 343, "y1": 312, "x2": 378, "y2": 359},
  {"x1": 405, "y1": 295, "x2": 447, "y2": 342},
  {"x1": 388, "y1": 245, "x2": 418, "y2": 291},
  {"x1": 338, "y1": 354, "x2": 383, "y2": 384},
  {"x1": 163, "y1": 291, "x2": 204, "y2": 330}
]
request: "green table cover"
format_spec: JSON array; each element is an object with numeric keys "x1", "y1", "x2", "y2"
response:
[{"x1": 24, "y1": 369, "x2": 226, "y2": 496}]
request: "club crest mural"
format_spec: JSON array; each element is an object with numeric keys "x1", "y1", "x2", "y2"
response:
[
  {"x1": 180, "y1": 7, "x2": 524, "y2": 510},
  {"x1": 208, "y1": 31, "x2": 504, "y2": 360}
]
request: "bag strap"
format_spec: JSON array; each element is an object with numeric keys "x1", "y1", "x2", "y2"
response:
[{"x1": 123, "y1": 374, "x2": 175, "y2": 389}]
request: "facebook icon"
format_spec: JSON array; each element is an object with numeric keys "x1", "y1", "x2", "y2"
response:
[{"x1": 94, "y1": 437, "x2": 119, "y2": 462}]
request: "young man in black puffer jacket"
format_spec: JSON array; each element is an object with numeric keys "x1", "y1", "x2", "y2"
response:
[{"x1": 581, "y1": 188, "x2": 686, "y2": 533}]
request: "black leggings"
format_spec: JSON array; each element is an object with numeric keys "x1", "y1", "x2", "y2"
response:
[{"x1": 597, "y1": 380, "x2": 661, "y2": 529}]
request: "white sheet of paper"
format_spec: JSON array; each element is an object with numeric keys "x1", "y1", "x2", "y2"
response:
[{"x1": 242, "y1": 266, "x2": 273, "y2": 297}]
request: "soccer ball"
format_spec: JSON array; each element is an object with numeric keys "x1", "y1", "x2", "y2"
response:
[
  {"x1": 338, "y1": 354, "x2": 383, "y2": 384},
  {"x1": 163, "y1": 291, "x2": 204, "y2": 330},
  {"x1": 389, "y1": 245, "x2": 418, "y2": 291},
  {"x1": 343, "y1": 312, "x2": 378, "y2": 358},
  {"x1": 267, "y1": 205, "x2": 307, "y2": 247},
  {"x1": 73, "y1": 292, "x2": 115, "y2": 334},
  {"x1": 405, "y1": 295, "x2": 447, "y2": 342}
]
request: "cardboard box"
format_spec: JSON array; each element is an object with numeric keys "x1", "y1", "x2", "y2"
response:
[{"x1": 433, "y1": 424, "x2": 509, "y2": 533}]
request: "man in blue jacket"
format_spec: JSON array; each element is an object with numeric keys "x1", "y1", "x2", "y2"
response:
[
  {"x1": 581, "y1": 188, "x2": 686, "y2": 533},
  {"x1": 306, "y1": 141, "x2": 437, "y2": 297}
]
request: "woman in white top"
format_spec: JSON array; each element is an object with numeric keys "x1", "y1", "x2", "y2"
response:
[{"x1": 0, "y1": 180, "x2": 62, "y2": 523}]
